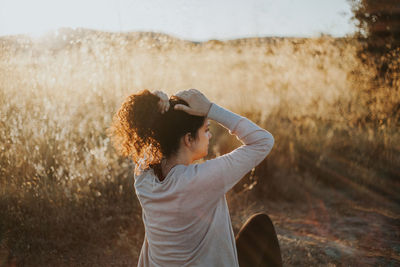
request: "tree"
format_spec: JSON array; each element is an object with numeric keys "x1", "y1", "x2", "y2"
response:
[
  {"x1": 350, "y1": 0, "x2": 400, "y2": 54},
  {"x1": 350, "y1": 0, "x2": 400, "y2": 87}
]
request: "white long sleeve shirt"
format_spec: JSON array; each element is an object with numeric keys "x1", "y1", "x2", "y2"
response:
[{"x1": 134, "y1": 103, "x2": 275, "y2": 267}]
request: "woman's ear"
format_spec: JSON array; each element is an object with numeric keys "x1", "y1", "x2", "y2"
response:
[{"x1": 183, "y1": 133, "x2": 194, "y2": 147}]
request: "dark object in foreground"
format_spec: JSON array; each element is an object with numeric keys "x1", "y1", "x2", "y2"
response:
[{"x1": 236, "y1": 213, "x2": 282, "y2": 267}]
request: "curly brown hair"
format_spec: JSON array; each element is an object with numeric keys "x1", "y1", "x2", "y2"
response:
[{"x1": 108, "y1": 89, "x2": 206, "y2": 170}]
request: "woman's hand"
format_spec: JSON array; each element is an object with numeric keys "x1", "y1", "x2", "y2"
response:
[
  {"x1": 152, "y1": 90, "x2": 170, "y2": 114},
  {"x1": 173, "y1": 89, "x2": 212, "y2": 116}
]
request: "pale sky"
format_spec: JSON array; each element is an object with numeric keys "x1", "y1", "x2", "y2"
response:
[{"x1": 0, "y1": 0, "x2": 355, "y2": 41}]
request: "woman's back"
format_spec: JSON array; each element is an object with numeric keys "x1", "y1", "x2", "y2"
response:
[
  {"x1": 135, "y1": 165, "x2": 237, "y2": 266},
  {"x1": 134, "y1": 102, "x2": 274, "y2": 267}
]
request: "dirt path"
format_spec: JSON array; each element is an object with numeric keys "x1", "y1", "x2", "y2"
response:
[{"x1": 264, "y1": 200, "x2": 400, "y2": 266}]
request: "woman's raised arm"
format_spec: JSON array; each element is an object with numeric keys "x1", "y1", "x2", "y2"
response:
[{"x1": 175, "y1": 89, "x2": 274, "y2": 208}]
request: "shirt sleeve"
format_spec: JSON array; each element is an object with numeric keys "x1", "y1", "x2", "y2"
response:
[{"x1": 182, "y1": 103, "x2": 274, "y2": 206}]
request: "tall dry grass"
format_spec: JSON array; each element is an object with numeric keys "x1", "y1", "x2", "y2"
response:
[{"x1": 0, "y1": 29, "x2": 399, "y2": 265}]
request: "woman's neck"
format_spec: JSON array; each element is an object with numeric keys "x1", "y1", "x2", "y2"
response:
[{"x1": 160, "y1": 154, "x2": 192, "y2": 180}]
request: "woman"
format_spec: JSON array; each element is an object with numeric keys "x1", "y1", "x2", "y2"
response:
[{"x1": 110, "y1": 88, "x2": 282, "y2": 266}]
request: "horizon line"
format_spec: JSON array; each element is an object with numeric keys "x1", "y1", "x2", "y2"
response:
[{"x1": 0, "y1": 27, "x2": 355, "y2": 43}]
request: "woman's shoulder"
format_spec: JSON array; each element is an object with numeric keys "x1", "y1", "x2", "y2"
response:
[{"x1": 134, "y1": 163, "x2": 151, "y2": 178}]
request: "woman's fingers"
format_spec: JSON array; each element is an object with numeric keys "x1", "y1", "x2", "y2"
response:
[
  {"x1": 173, "y1": 104, "x2": 190, "y2": 112},
  {"x1": 153, "y1": 90, "x2": 169, "y2": 102},
  {"x1": 175, "y1": 89, "x2": 192, "y2": 98},
  {"x1": 152, "y1": 90, "x2": 170, "y2": 113},
  {"x1": 173, "y1": 90, "x2": 192, "y2": 112},
  {"x1": 164, "y1": 100, "x2": 169, "y2": 112},
  {"x1": 160, "y1": 100, "x2": 170, "y2": 114},
  {"x1": 173, "y1": 89, "x2": 211, "y2": 116}
]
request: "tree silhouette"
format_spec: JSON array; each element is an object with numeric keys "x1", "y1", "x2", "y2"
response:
[
  {"x1": 350, "y1": 0, "x2": 400, "y2": 85},
  {"x1": 350, "y1": 0, "x2": 400, "y2": 54}
]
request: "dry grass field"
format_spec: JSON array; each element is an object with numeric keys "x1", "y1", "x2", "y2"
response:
[{"x1": 0, "y1": 28, "x2": 399, "y2": 266}]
